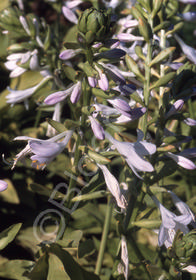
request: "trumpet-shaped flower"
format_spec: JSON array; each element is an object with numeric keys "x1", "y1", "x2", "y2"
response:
[
  {"x1": 44, "y1": 82, "x2": 81, "y2": 105},
  {"x1": 166, "y1": 152, "x2": 196, "y2": 170},
  {"x1": 152, "y1": 195, "x2": 193, "y2": 248},
  {"x1": 6, "y1": 75, "x2": 52, "y2": 109},
  {"x1": 12, "y1": 130, "x2": 73, "y2": 170},
  {"x1": 0, "y1": 180, "x2": 8, "y2": 192},
  {"x1": 118, "y1": 236, "x2": 129, "y2": 280},
  {"x1": 174, "y1": 34, "x2": 196, "y2": 64},
  {"x1": 105, "y1": 130, "x2": 156, "y2": 178},
  {"x1": 88, "y1": 116, "x2": 105, "y2": 140},
  {"x1": 98, "y1": 164, "x2": 127, "y2": 209}
]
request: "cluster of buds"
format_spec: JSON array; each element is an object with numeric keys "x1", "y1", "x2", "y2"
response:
[
  {"x1": 168, "y1": 230, "x2": 196, "y2": 273},
  {"x1": 77, "y1": 7, "x2": 112, "y2": 45}
]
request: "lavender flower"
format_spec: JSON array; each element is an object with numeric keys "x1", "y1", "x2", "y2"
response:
[
  {"x1": 105, "y1": 130, "x2": 156, "y2": 178},
  {"x1": 98, "y1": 164, "x2": 127, "y2": 209},
  {"x1": 174, "y1": 34, "x2": 196, "y2": 64},
  {"x1": 152, "y1": 196, "x2": 193, "y2": 248},
  {"x1": 89, "y1": 116, "x2": 105, "y2": 140},
  {"x1": 12, "y1": 130, "x2": 73, "y2": 170},
  {"x1": 59, "y1": 49, "x2": 81, "y2": 60},
  {"x1": 70, "y1": 81, "x2": 82, "y2": 103},
  {"x1": 62, "y1": 0, "x2": 82, "y2": 24},
  {"x1": 166, "y1": 152, "x2": 196, "y2": 170},
  {"x1": 183, "y1": 117, "x2": 196, "y2": 126},
  {"x1": 165, "y1": 99, "x2": 184, "y2": 119},
  {"x1": 118, "y1": 236, "x2": 129, "y2": 280},
  {"x1": 44, "y1": 82, "x2": 80, "y2": 105},
  {"x1": 0, "y1": 180, "x2": 8, "y2": 192},
  {"x1": 180, "y1": 12, "x2": 196, "y2": 21},
  {"x1": 94, "y1": 65, "x2": 109, "y2": 91},
  {"x1": 6, "y1": 75, "x2": 52, "y2": 109}
]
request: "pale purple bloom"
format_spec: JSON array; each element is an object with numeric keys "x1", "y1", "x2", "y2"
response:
[
  {"x1": 118, "y1": 236, "x2": 129, "y2": 280},
  {"x1": 168, "y1": 190, "x2": 196, "y2": 226},
  {"x1": 33, "y1": 18, "x2": 44, "y2": 48},
  {"x1": 183, "y1": 117, "x2": 196, "y2": 126},
  {"x1": 88, "y1": 76, "x2": 97, "y2": 88},
  {"x1": 70, "y1": 81, "x2": 82, "y2": 103},
  {"x1": 182, "y1": 265, "x2": 196, "y2": 273},
  {"x1": 62, "y1": 6, "x2": 78, "y2": 24},
  {"x1": 6, "y1": 76, "x2": 52, "y2": 109},
  {"x1": 12, "y1": 130, "x2": 73, "y2": 170},
  {"x1": 178, "y1": 0, "x2": 196, "y2": 4},
  {"x1": 107, "y1": 97, "x2": 132, "y2": 117},
  {"x1": 95, "y1": 65, "x2": 109, "y2": 91},
  {"x1": 5, "y1": 51, "x2": 31, "y2": 78},
  {"x1": 62, "y1": 0, "x2": 82, "y2": 24},
  {"x1": 165, "y1": 99, "x2": 184, "y2": 118},
  {"x1": 178, "y1": 148, "x2": 196, "y2": 158},
  {"x1": 152, "y1": 196, "x2": 193, "y2": 248},
  {"x1": 59, "y1": 49, "x2": 81, "y2": 60},
  {"x1": 166, "y1": 152, "x2": 196, "y2": 170},
  {"x1": 115, "y1": 107, "x2": 146, "y2": 123},
  {"x1": 166, "y1": 62, "x2": 183, "y2": 70},
  {"x1": 44, "y1": 83, "x2": 80, "y2": 105},
  {"x1": 116, "y1": 83, "x2": 136, "y2": 95},
  {"x1": 124, "y1": 19, "x2": 138, "y2": 29},
  {"x1": 100, "y1": 63, "x2": 126, "y2": 84},
  {"x1": 117, "y1": 33, "x2": 144, "y2": 42},
  {"x1": 46, "y1": 102, "x2": 62, "y2": 137},
  {"x1": 180, "y1": 12, "x2": 196, "y2": 21},
  {"x1": 98, "y1": 164, "x2": 127, "y2": 209},
  {"x1": 92, "y1": 103, "x2": 119, "y2": 116},
  {"x1": 174, "y1": 34, "x2": 196, "y2": 64},
  {"x1": 105, "y1": 130, "x2": 156, "y2": 178},
  {"x1": 19, "y1": 15, "x2": 31, "y2": 35},
  {"x1": 89, "y1": 116, "x2": 105, "y2": 140},
  {"x1": 0, "y1": 180, "x2": 8, "y2": 192}
]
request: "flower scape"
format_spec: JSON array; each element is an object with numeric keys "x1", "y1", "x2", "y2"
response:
[{"x1": 0, "y1": 0, "x2": 196, "y2": 279}]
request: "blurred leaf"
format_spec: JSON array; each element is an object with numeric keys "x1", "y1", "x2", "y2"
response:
[
  {"x1": 47, "y1": 253, "x2": 70, "y2": 280},
  {"x1": 0, "y1": 223, "x2": 22, "y2": 250},
  {"x1": 78, "y1": 239, "x2": 95, "y2": 258},
  {"x1": 49, "y1": 243, "x2": 100, "y2": 280},
  {"x1": 27, "y1": 253, "x2": 49, "y2": 280},
  {"x1": 47, "y1": 119, "x2": 67, "y2": 133},
  {"x1": 0, "y1": 179, "x2": 20, "y2": 204},
  {"x1": 57, "y1": 230, "x2": 83, "y2": 248},
  {"x1": 0, "y1": 260, "x2": 34, "y2": 280},
  {"x1": 0, "y1": 1, "x2": 9, "y2": 11},
  {"x1": 29, "y1": 183, "x2": 65, "y2": 199}
]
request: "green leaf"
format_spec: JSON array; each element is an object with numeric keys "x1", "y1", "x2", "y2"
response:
[
  {"x1": 49, "y1": 244, "x2": 100, "y2": 280},
  {"x1": 78, "y1": 239, "x2": 95, "y2": 258},
  {"x1": 149, "y1": 47, "x2": 176, "y2": 67},
  {"x1": 0, "y1": 223, "x2": 22, "y2": 250},
  {"x1": 47, "y1": 119, "x2": 67, "y2": 133},
  {"x1": 150, "y1": 72, "x2": 176, "y2": 89},
  {"x1": 57, "y1": 230, "x2": 83, "y2": 248},
  {"x1": 47, "y1": 253, "x2": 70, "y2": 280},
  {"x1": 0, "y1": 260, "x2": 34, "y2": 280},
  {"x1": 125, "y1": 54, "x2": 145, "y2": 81},
  {"x1": 27, "y1": 253, "x2": 49, "y2": 280},
  {"x1": 29, "y1": 183, "x2": 65, "y2": 199},
  {"x1": 131, "y1": 219, "x2": 161, "y2": 229}
]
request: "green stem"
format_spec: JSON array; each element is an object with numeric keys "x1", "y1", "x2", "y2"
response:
[
  {"x1": 142, "y1": 42, "x2": 152, "y2": 138},
  {"x1": 159, "y1": 29, "x2": 166, "y2": 108},
  {"x1": 95, "y1": 198, "x2": 113, "y2": 275},
  {"x1": 128, "y1": 234, "x2": 152, "y2": 280}
]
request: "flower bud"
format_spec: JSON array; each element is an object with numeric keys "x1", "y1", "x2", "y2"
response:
[{"x1": 77, "y1": 8, "x2": 111, "y2": 45}]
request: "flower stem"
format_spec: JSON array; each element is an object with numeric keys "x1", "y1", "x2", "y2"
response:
[
  {"x1": 142, "y1": 41, "x2": 152, "y2": 138},
  {"x1": 95, "y1": 197, "x2": 113, "y2": 275}
]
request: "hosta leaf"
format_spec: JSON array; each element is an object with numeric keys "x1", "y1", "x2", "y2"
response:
[
  {"x1": 0, "y1": 260, "x2": 34, "y2": 280},
  {"x1": 0, "y1": 223, "x2": 22, "y2": 250}
]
